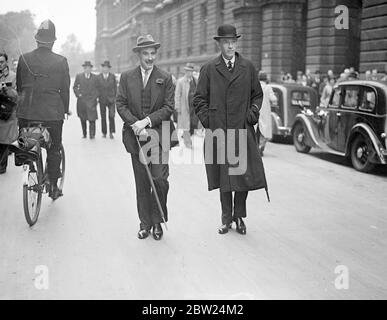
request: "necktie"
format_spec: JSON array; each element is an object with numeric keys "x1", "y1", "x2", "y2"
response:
[
  {"x1": 143, "y1": 69, "x2": 150, "y2": 88},
  {"x1": 227, "y1": 60, "x2": 233, "y2": 72}
]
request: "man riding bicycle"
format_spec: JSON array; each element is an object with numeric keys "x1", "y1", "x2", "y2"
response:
[{"x1": 16, "y1": 19, "x2": 70, "y2": 200}]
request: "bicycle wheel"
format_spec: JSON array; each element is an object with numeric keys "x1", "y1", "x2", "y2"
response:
[
  {"x1": 58, "y1": 145, "x2": 65, "y2": 192},
  {"x1": 23, "y1": 155, "x2": 43, "y2": 227}
]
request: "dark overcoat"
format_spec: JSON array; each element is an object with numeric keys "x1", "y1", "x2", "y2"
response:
[
  {"x1": 116, "y1": 65, "x2": 178, "y2": 155},
  {"x1": 193, "y1": 53, "x2": 268, "y2": 193},
  {"x1": 73, "y1": 73, "x2": 99, "y2": 121},
  {"x1": 16, "y1": 47, "x2": 70, "y2": 121}
]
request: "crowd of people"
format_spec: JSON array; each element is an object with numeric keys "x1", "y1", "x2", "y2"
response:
[{"x1": 279, "y1": 67, "x2": 386, "y2": 107}]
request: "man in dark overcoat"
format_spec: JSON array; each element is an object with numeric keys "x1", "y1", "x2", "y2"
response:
[
  {"x1": 193, "y1": 24, "x2": 269, "y2": 235},
  {"x1": 73, "y1": 61, "x2": 98, "y2": 139},
  {"x1": 116, "y1": 35, "x2": 177, "y2": 241},
  {"x1": 97, "y1": 60, "x2": 117, "y2": 139}
]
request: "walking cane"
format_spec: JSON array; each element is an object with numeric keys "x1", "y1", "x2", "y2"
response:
[{"x1": 135, "y1": 134, "x2": 168, "y2": 230}]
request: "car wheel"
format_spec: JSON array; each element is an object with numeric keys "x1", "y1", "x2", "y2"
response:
[
  {"x1": 293, "y1": 123, "x2": 311, "y2": 153},
  {"x1": 350, "y1": 134, "x2": 376, "y2": 173}
]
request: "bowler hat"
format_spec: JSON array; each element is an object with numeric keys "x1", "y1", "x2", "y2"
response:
[
  {"x1": 101, "y1": 60, "x2": 112, "y2": 68},
  {"x1": 213, "y1": 24, "x2": 241, "y2": 40},
  {"x1": 184, "y1": 62, "x2": 195, "y2": 71},
  {"x1": 132, "y1": 34, "x2": 160, "y2": 52},
  {"x1": 82, "y1": 61, "x2": 93, "y2": 68},
  {"x1": 35, "y1": 19, "x2": 57, "y2": 43}
]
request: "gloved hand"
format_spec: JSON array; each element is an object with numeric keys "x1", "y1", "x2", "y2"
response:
[{"x1": 246, "y1": 105, "x2": 261, "y2": 125}]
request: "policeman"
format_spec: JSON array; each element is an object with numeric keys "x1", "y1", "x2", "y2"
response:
[{"x1": 16, "y1": 19, "x2": 70, "y2": 200}]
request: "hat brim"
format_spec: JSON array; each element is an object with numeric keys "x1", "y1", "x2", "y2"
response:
[
  {"x1": 82, "y1": 64, "x2": 93, "y2": 68},
  {"x1": 132, "y1": 43, "x2": 161, "y2": 52},
  {"x1": 101, "y1": 64, "x2": 112, "y2": 68},
  {"x1": 184, "y1": 67, "x2": 194, "y2": 71},
  {"x1": 213, "y1": 35, "x2": 241, "y2": 40},
  {"x1": 34, "y1": 34, "x2": 56, "y2": 43}
]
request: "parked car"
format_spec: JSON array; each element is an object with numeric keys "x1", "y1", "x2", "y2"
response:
[
  {"x1": 291, "y1": 80, "x2": 387, "y2": 173},
  {"x1": 270, "y1": 83, "x2": 318, "y2": 141}
]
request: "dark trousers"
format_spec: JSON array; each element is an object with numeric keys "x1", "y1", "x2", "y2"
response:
[
  {"x1": 131, "y1": 153, "x2": 169, "y2": 231},
  {"x1": 80, "y1": 119, "x2": 96, "y2": 138},
  {"x1": 99, "y1": 102, "x2": 115, "y2": 135},
  {"x1": 220, "y1": 191, "x2": 248, "y2": 225},
  {"x1": 18, "y1": 119, "x2": 63, "y2": 183},
  {"x1": 0, "y1": 143, "x2": 9, "y2": 172}
]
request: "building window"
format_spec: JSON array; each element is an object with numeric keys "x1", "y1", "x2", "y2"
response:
[
  {"x1": 167, "y1": 18, "x2": 172, "y2": 59},
  {"x1": 216, "y1": 0, "x2": 225, "y2": 26},
  {"x1": 200, "y1": 2, "x2": 208, "y2": 54},
  {"x1": 176, "y1": 14, "x2": 182, "y2": 56},
  {"x1": 187, "y1": 8, "x2": 194, "y2": 56}
]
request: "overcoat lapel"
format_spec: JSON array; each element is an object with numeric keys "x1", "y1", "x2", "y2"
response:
[
  {"x1": 229, "y1": 55, "x2": 247, "y2": 84},
  {"x1": 215, "y1": 55, "x2": 232, "y2": 81},
  {"x1": 150, "y1": 67, "x2": 162, "y2": 110},
  {"x1": 130, "y1": 66, "x2": 143, "y2": 116}
]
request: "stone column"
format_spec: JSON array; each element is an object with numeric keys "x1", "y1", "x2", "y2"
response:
[
  {"x1": 260, "y1": 0, "x2": 307, "y2": 82},
  {"x1": 305, "y1": 0, "x2": 362, "y2": 75},
  {"x1": 233, "y1": 2, "x2": 262, "y2": 70},
  {"x1": 359, "y1": 0, "x2": 387, "y2": 73}
]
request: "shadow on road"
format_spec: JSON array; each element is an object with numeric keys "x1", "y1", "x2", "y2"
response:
[{"x1": 310, "y1": 151, "x2": 387, "y2": 177}]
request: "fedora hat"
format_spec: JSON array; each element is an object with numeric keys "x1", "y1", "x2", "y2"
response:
[
  {"x1": 132, "y1": 34, "x2": 160, "y2": 52},
  {"x1": 82, "y1": 61, "x2": 93, "y2": 68},
  {"x1": 35, "y1": 19, "x2": 57, "y2": 43},
  {"x1": 184, "y1": 62, "x2": 195, "y2": 71},
  {"x1": 213, "y1": 24, "x2": 241, "y2": 40},
  {"x1": 101, "y1": 60, "x2": 112, "y2": 68}
]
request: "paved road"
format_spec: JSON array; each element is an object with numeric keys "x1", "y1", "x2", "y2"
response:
[{"x1": 1, "y1": 102, "x2": 387, "y2": 299}]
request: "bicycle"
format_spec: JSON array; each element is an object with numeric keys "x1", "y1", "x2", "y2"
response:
[{"x1": 10, "y1": 123, "x2": 66, "y2": 226}]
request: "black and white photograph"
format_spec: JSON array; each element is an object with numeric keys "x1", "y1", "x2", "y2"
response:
[{"x1": 1, "y1": 0, "x2": 387, "y2": 306}]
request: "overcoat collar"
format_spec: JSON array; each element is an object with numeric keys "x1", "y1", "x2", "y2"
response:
[{"x1": 215, "y1": 52, "x2": 247, "y2": 83}]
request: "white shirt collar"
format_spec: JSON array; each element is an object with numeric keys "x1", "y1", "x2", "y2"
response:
[
  {"x1": 140, "y1": 66, "x2": 153, "y2": 76},
  {"x1": 222, "y1": 55, "x2": 235, "y2": 67}
]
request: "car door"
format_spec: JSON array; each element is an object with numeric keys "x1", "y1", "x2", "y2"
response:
[
  {"x1": 325, "y1": 86, "x2": 342, "y2": 150},
  {"x1": 337, "y1": 85, "x2": 360, "y2": 151}
]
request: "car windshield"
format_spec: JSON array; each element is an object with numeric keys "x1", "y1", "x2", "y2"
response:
[{"x1": 291, "y1": 91, "x2": 311, "y2": 107}]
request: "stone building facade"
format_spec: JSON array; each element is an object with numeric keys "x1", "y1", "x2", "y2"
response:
[{"x1": 95, "y1": 0, "x2": 387, "y2": 80}]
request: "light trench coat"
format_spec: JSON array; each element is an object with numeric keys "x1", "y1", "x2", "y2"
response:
[
  {"x1": 258, "y1": 81, "x2": 276, "y2": 140},
  {"x1": 174, "y1": 75, "x2": 197, "y2": 130}
]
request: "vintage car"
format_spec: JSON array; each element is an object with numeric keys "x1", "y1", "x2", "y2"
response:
[
  {"x1": 291, "y1": 80, "x2": 387, "y2": 173},
  {"x1": 270, "y1": 83, "x2": 318, "y2": 141}
]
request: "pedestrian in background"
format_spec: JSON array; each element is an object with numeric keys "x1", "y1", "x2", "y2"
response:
[
  {"x1": 97, "y1": 60, "x2": 117, "y2": 139},
  {"x1": 175, "y1": 62, "x2": 198, "y2": 149},
  {"x1": 0, "y1": 52, "x2": 18, "y2": 174},
  {"x1": 194, "y1": 24, "x2": 269, "y2": 236},
  {"x1": 320, "y1": 77, "x2": 335, "y2": 107},
  {"x1": 257, "y1": 71, "x2": 276, "y2": 156},
  {"x1": 73, "y1": 61, "x2": 99, "y2": 139}
]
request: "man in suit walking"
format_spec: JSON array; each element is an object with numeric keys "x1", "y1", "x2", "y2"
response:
[
  {"x1": 73, "y1": 61, "x2": 99, "y2": 139},
  {"x1": 16, "y1": 19, "x2": 70, "y2": 199},
  {"x1": 97, "y1": 60, "x2": 117, "y2": 139},
  {"x1": 193, "y1": 25, "x2": 269, "y2": 235},
  {"x1": 116, "y1": 35, "x2": 176, "y2": 241}
]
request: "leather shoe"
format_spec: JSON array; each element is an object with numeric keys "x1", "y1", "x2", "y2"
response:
[
  {"x1": 234, "y1": 217, "x2": 246, "y2": 235},
  {"x1": 152, "y1": 223, "x2": 163, "y2": 240},
  {"x1": 218, "y1": 223, "x2": 232, "y2": 234},
  {"x1": 138, "y1": 229, "x2": 150, "y2": 240},
  {"x1": 49, "y1": 184, "x2": 63, "y2": 201}
]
